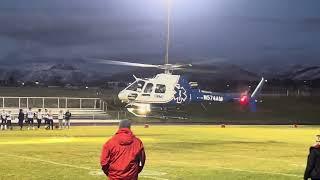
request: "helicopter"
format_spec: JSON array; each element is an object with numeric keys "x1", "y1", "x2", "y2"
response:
[
  {"x1": 91, "y1": 58, "x2": 265, "y2": 118},
  {"x1": 88, "y1": 0, "x2": 265, "y2": 118}
]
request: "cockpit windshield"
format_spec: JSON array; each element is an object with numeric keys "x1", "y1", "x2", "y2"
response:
[{"x1": 126, "y1": 80, "x2": 145, "y2": 92}]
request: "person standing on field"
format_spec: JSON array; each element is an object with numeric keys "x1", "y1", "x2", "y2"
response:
[
  {"x1": 6, "y1": 111, "x2": 13, "y2": 130},
  {"x1": 43, "y1": 109, "x2": 49, "y2": 129},
  {"x1": 64, "y1": 110, "x2": 71, "y2": 129},
  {"x1": 100, "y1": 120, "x2": 146, "y2": 180},
  {"x1": 58, "y1": 110, "x2": 64, "y2": 129},
  {"x1": 304, "y1": 135, "x2": 320, "y2": 180},
  {"x1": 18, "y1": 109, "x2": 24, "y2": 130},
  {"x1": 47, "y1": 110, "x2": 54, "y2": 130},
  {"x1": 36, "y1": 109, "x2": 43, "y2": 129},
  {"x1": 26, "y1": 107, "x2": 35, "y2": 130},
  {"x1": 1, "y1": 109, "x2": 7, "y2": 130}
]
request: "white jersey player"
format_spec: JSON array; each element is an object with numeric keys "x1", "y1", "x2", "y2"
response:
[{"x1": 1, "y1": 110, "x2": 7, "y2": 130}]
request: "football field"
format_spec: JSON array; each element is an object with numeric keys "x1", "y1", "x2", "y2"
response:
[{"x1": 0, "y1": 125, "x2": 318, "y2": 180}]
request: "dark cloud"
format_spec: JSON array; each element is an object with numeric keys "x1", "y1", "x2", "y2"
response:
[
  {"x1": 299, "y1": 17, "x2": 320, "y2": 32},
  {"x1": 0, "y1": 14, "x2": 162, "y2": 46},
  {"x1": 0, "y1": 0, "x2": 320, "y2": 68}
]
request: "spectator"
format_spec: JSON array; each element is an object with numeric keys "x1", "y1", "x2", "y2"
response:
[
  {"x1": 26, "y1": 107, "x2": 35, "y2": 130},
  {"x1": 36, "y1": 109, "x2": 43, "y2": 129},
  {"x1": 6, "y1": 110, "x2": 12, "y2": 130},
  {"x1": 304, "y1": 135, "x2": 320, "y2": 180},
  {"x1": 100, "y1": 120, "x2": 146, "y2": 180},
  {"x1": 1, "y1": 109, "x2": 7, "y2": 130},
  {"x1": 64, "y1": 110, "x2": 72, "y2": 129},
  {"x1": 18, "y1": 109, "x2": 24, "y2": 130},
  {"x1": 58, "y1": 110, "x2": 64, "y2": 129}
]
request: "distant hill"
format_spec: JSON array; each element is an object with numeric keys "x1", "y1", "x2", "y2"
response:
[
  {"x1": 0, "y1": 59, "x2": 319, "y2": 86},
  {"x1": 277, "y1": 65, "x2": 320, "y2": 80}
]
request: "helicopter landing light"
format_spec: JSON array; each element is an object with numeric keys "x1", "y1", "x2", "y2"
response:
[{"x1": 137, "y1": 104, "x2": 151, "y2": 115}]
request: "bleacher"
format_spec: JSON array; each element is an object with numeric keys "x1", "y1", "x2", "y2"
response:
[
  {"x1": 5, "y1": 108, "x2": 121, "y2": 124},
  {"x1": 0, "y1": 97, "x2": 123, "y2": 125}
]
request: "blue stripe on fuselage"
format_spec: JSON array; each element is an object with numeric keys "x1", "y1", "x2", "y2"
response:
[{"x1": 170, "y1": 76, "x2": 235, "y2": 105}]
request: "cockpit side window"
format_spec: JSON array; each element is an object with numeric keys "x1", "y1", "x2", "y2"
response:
[
  {"x1": 155, "y1": 84, "x2": 166, "y2": 93},
  {"x1": 126, "y1": 80, "x2": 145, "y2": 92},
  {"x1": 144, "y1": 83, "x2": 153, "y2": 93}
]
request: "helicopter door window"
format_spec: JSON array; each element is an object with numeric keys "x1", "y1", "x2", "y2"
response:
[
  {"x1": 144, "y1": 83, "x2": 153, "y2": 93},
  {"x1": 155, "y1": 84, "x2": 166, "y2": 93},
  {"x1": 126, "y1": 80, "x2": 145, "y2": 92}
]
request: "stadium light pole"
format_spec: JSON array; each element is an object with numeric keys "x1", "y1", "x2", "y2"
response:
[{"x1": 164, "y1": 0, "x2": 172, "y2": 73}]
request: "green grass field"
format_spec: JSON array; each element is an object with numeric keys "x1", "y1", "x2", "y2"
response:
[{"x1": 0, "y1": 125, "x2": 318, "y2": 180}]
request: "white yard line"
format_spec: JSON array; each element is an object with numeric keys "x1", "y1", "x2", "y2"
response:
[
  {"x1": 0, "y1": 152, "x2": 169, "y2": 179},
  {"x1": 0, "y1": 152, "x2": 93, "y2": 171}
]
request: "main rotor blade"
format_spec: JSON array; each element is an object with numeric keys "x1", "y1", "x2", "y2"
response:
[
  {"x1": 177, "y1": 68, "x2": 218, "y2": 74},
  {"x1": 191, "y1": 58, "x2": 227, "y2": 65},
  {"x1": 88, "y1": 58, "x2": 160, "y2": 68}
]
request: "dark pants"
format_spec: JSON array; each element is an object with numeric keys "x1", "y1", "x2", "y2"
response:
[
  {"x1": 1, "y1": 119, "x2": 6, "y2": 125},
  {"x1": 6, "y1": 120, "x2": 12, "y2": 130},
  {"x1": 44, "y1": 118, "x2": 48, "y2": 125},
  {"x1": 18, "y1": 119, "x2": 24, "y2": 129},
  {"x1": 46, "y1": 119, "x2": 54, "y2": 130},
  {"x1": 28, "y1": 118, "x2": 34, "y2": 126},
  {"x1": 49, "y1": 119, "x2": 54, "y2": 130},
  {"x1": 37, "y1": 119, "x2": 41, "y2": 128}
]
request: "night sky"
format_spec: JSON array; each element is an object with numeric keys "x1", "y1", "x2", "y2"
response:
[{"x1": 0, "y1": 0, "x2": 320, "y2": 68}]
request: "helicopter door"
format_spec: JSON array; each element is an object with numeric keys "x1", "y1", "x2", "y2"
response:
[
  {"x1": 126, "y1": 80, "x2": 145, "y2": 100},
  {"x1": 142, "y1": 83, "x2": 153, "y2": 96}
]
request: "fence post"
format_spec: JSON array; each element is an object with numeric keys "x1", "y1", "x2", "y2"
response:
[
  {"x1": 58, "y1": 98, "x2": 60, "y2": 109},
  {"x1": 80, "y1": 99, "x2": 82, "y2": 109},
  {"x1": 2, "y1": 97, "x2": 4, "y2": 109},
  {"x1": 94, "y1": 100, "x2": 97, "y2": 109},
  {"x1": 27, "y1": 98, "x2": 29, "y2": 108},
  {"x1": 65, "y1": 98, "x2": 68, "y2": 109},
  {"x1": 99, "y1": 100, "x2": 102, "y2": 110},
  {"x1": 105, "y1": 102, "x2": 107, "y2": 112},
  {"x1": 18, "y1": 98, "x2": 21, "y2": 109},
  {"x1": 42, "y1": 98, "x2": 45, "y2": 108}
]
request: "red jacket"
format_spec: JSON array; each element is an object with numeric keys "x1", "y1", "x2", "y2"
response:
[{"x1": 100, "y1": 128, "x2": 146, "y2": 180}]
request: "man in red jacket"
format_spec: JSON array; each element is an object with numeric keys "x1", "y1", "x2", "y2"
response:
[{"x1": 100, "y1": 120, "x2": 146, "y2": 180}]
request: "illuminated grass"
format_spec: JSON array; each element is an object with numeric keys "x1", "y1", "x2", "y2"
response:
[{"x1": 0, "y1": 125, "x2": 317, "y2": 179}]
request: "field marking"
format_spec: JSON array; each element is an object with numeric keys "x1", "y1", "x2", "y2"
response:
[
  {"x1": 0, "y1": 137, "x2": 75, "y2": 145},
  {"x1": 0, "y1": 152, "x2": 93, "y2": 171},
  {"x1": 0, "y1": 153, "x2": 168, "y2": 179}
]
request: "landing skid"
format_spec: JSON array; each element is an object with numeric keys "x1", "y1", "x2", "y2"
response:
[{"x1": 126, "y1": 105, "x2": 189, "y2": 119}]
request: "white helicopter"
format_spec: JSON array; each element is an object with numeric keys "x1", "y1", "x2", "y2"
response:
[
  {"x1": 92, "y1": 58, "x2": 265, "y2": 118},
  {"x1": 89, "y1": 0, "x2": 265, "y2": 118}
]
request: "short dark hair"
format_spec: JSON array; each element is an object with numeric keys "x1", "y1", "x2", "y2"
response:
[{"x1": 119, "y1": 120, "x2": 131, "y2": 129}]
